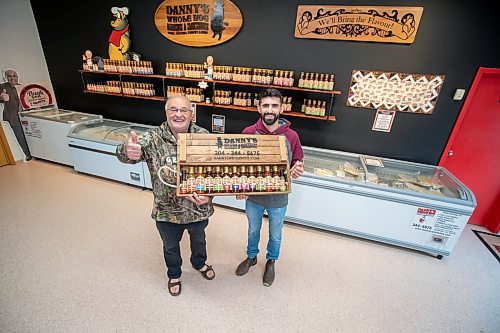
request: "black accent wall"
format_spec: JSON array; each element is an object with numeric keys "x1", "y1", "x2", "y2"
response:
[{"x1": 30, "y1": 0, "x2": 499, "y2": 165}]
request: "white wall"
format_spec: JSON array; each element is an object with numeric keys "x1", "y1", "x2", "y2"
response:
[{"x1": 0, "y1": 0, "x2": 56, "y2": 106}]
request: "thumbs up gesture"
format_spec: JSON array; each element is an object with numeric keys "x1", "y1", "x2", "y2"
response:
[
  {"x1": 125, "y1": 131, "x2": 142, "y2": 160},
  {"x1": 0, "y1": 89, "x2": 9, "y2": 102}
]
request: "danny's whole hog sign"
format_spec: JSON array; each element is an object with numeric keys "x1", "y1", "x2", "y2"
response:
[{"x1": 154, "y1": 0, "x2": 243, "y2": 47}]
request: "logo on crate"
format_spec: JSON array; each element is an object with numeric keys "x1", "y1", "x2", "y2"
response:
[{"x1": 216, "y1": 136, "x2": 258, "y2": 150}]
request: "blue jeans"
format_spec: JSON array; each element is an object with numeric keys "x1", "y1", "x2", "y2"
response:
[{"x1": 245, "y1": 200, "x2": 287, "y2": 260}]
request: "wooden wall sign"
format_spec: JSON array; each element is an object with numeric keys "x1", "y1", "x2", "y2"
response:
[
  {"x1": 295, "y1": 5, "x2": 423, "y2": 43},
  {"x1": 347, "y1": 70, "x2": 445, "y2": 114},
  {"x1": 154, "y1": 0, "x2": 243, "y2": 47}
]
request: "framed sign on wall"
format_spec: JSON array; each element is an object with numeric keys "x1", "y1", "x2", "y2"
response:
[
  {"x1": 154, "y1": 0, "x2": 243, "y2": 47},
  {"x1": 372, "y1": 110, "x2": 396, "y2": 132}
]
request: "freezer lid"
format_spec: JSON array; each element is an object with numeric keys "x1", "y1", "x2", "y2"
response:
[
  {"x1": 103, "y1": 124, "x2": 154, "y2": 143},
  {"x1": 301, "y1": 146, "x2": 477, "y2": 206},
  {"x1": 68, "y1": 119, "x2": 154, "y2": 144},
  {"x1": 19, "y1": 108, "x2": 73, "y2": 119},
  {"x1": 68, "y1": 119, "x2": 125, "y2": 140},
  {"x1": 360, "y1": 155, "x2": 476, "y2": 203},
  {"x1": 50, "y1": 112, "x2": 102, "y2": 124}
]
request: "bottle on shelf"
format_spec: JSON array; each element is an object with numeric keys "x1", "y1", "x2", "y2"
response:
[
  {"x1": 328, "y1": 75, "x2": 335, "y2": 90},
  {"x1": 320, "y1": 101, "x2": 327, "y2": 117},
  {"x1": 313, "y1": 73, "x2": 319, "y2": 90},
  {"x1": 256, "y1": 165, "x2": 265, "y2": 192},
  {"x1": 205, "y1": 166, "x2": 214, "y2": 194},
  {"x1": 311, "y1": 100, "x2": 318, "y2": 116},
  {"x1": 231, "y1": 166, "x2": 240, "y2": 193},
  {"x1": 298, "y1": 72, "x2": 305, "y2": 88},
  {"x1": 248, "y1": 165, "x2": 257, "y2": 192},
  {"x1": 187, "y1": 166, "x2": 196, "y2": 194},
  {"x1": 305, "y1": 99, "x2": 312, "y2": 115},
  {"x1": 195, "y1": 166, "x2": 206, "y2": 194},
  {"x1": 213, "y1": 166, "x2": 223, "y2": 193},
  {"x1": 272, "y1": 165, "x2": 280, "y2": 192},
  {"x1": 286, "y1": 71, "x2": 294, "y2": 87},
  {"x1": 239, "y1": 166, "x2": 249, "y2": 192},
  {"x1": 222, "y1": 166, "x2": 232, "y2": 193},
  {"x1": 273, "y1": 70, "x2": 280, "y2": 86},
  {"x1": 279, "y1": 168, "x2": 288, "y2": 192},
  {"x1": 319, "y1": 73, "x2": 326, "y2": 90},
  {"x1": 179, "y1": 167, "x2": 188, "y2": 194},
  {"x1": 253, "y1": 93, "x2": 259, "y2": 107},
  {"x1": 264, "y1": 165, "x2": 273, "y2": 192}
]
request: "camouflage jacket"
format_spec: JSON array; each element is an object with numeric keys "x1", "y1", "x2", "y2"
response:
[{"x1": 116, "y1": 122, "x2": 214, "y2": 224}]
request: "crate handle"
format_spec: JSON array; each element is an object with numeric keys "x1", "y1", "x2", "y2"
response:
[{"x1": 157, "y1": 165, "x2": 178, "y2": 188}]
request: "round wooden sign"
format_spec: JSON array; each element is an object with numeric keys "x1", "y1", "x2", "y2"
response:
[{"x1": 154, "y1": 0, "x2": 243, "y2": 47}]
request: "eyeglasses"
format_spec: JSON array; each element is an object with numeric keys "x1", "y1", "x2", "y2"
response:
[
  {"x1": 166, "y1": 107, "x2": 192, "y2": 114},
  {"x1": 6, "y1": 75, "x2": 18, "y2": 78}
]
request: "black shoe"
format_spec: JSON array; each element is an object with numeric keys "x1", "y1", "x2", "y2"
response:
[
  {"x1": 235, "y1": 257, "x2": 257, "y2": 276},
  {"x1": 25, "y1": 156, "x2": 32, "y2": 161},
  {"x1": 263, "y1": 260, "x2": 275, "y2": 287}
]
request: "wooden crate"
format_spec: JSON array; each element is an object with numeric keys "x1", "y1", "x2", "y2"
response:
[{"x1": 176, "y1": 133, "x2": 291, "y2": 196}]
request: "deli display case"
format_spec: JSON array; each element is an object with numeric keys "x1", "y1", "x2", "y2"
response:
[
  {"x1": 19, "y1": 108, "x2": 102, "y2": 165},
  {"x1": 67, "y1": 119, "x2": 153, "y2": 188},
  {"x1": 215, "y1": 146, "x2": 476, "y2": 258}
]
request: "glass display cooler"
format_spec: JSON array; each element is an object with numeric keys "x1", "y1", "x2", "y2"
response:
[
  {"x1": 215, "y1": 146, "x2": 476, "y2": 258},
  {"x1": 67, "y1": 119, "x2": 153, "y2": 188},
  {"x1": 19, "y1": 108, "x2": 102, "y2": 165}
]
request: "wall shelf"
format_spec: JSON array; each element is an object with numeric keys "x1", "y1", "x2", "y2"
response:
[
  {"x1": 79, "y1": 69, "x2": 340, "y2": 122},
  {"x1": 214, "y1": 104, "x2": 335, "y2": 121},
  {"x1": 79, "y1": 70, "x2": 341, "y2": 95},
  {"x1": 211, "y1": 78, "x2": 341, "y2": 95},
  {"x1": 83, "y1": 90, "x2": 164, "y2": 101}
]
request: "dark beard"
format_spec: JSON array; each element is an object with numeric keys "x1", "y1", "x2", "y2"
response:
[{"x1": 261, "y1": 113, "x2": 278, "y2": 126}]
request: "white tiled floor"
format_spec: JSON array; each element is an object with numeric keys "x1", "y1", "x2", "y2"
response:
[{"x1": 1, "y1": 160, "x2": 499, "y2": 332}]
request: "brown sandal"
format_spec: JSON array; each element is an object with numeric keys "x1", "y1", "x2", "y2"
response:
[
  {"x1": 199, "y1": 265, "x2": 215, "y2": 280},
  {"x1": 168, "y1": 279, "x2": 181, "y2": 296}
]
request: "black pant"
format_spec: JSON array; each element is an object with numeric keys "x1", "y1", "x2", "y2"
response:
[
  {"x1": 3, "y1": 111, "x2": 31, "y2": 158},
  {"x1": 156, "y1": 219, "x2": 209, "y2": 279}
]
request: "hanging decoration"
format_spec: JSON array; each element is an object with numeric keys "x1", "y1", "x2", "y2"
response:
[{"x1": 347, "y1": 70, "x2": 445, "y2": 114}]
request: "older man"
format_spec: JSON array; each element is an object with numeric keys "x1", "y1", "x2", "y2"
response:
[
  {"x1": 0, "y1": 69, "x2": 31, "y2": 160},
  {"x1": 116, "y1": 95, "x2": 215, "y2": 296}
]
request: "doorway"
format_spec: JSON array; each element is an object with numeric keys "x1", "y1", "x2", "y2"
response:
[{"x1": 439, "y1": 67, "x2": 500, "y2": 233}]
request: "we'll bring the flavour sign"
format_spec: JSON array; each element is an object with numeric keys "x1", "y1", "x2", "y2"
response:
[
  {"x1": 154, "y1": 0, "x2": 243, "y2": 47},
  {"x1": 295, "y1": 5, "x2": 423, "y2": 44}
]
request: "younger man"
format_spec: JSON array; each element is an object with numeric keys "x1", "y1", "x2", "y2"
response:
[{"x1": 235, "y1": 88, "x2": 304, "y2": 287}]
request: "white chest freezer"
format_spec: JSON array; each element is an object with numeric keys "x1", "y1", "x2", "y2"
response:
[
  {"x1": 215, "y1": 146, "x2": 476, "y2": 258},
  {"x1": 67, "y1": 119, "x2": 153, "y2": 189},
  {"x1": 19, "y1": 108, "x2": 102, "y2": 165}
]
